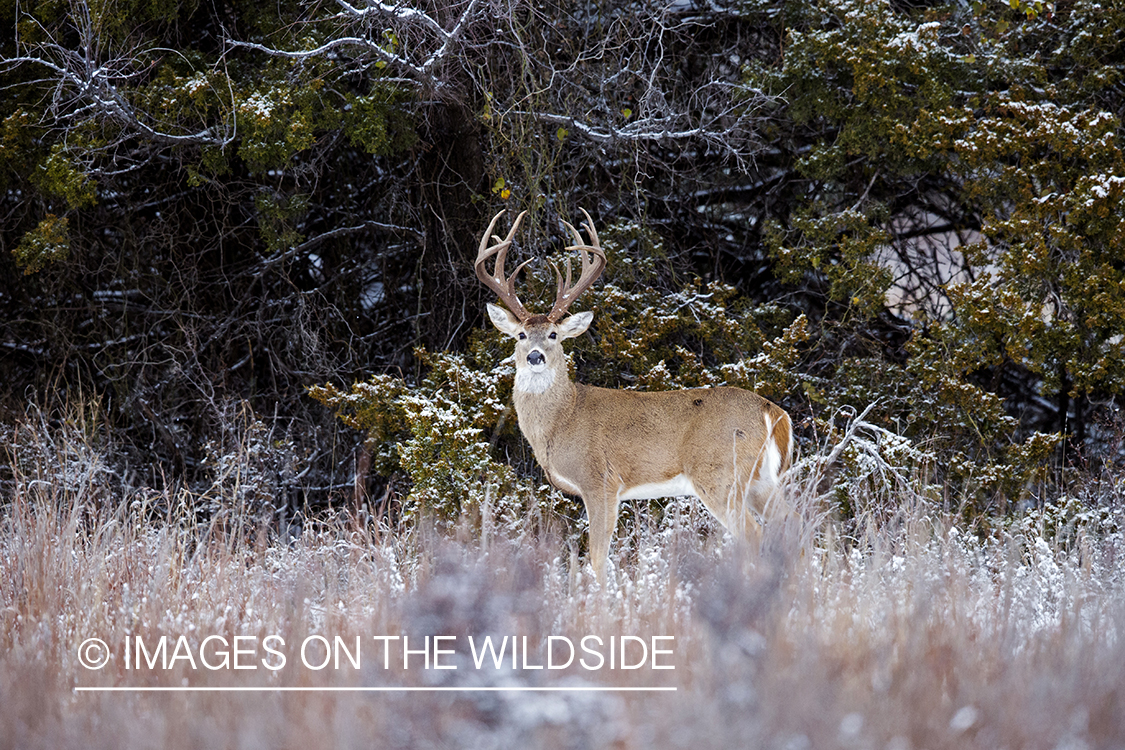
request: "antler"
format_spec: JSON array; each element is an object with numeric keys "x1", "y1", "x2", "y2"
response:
[
  {"x1": 547, "y1": 208, "x2": 606, "y2": 322},
  {"x1": 475, "y1": 210, "x2": 532, "y2": 320}
]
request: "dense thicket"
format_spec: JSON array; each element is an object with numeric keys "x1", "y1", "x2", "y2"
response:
[{"x1": 2, "y1": 0, "x2": 1122, "y2": 523}]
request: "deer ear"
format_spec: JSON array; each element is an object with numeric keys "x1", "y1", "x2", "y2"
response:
[
  {"x1": 557, "y1": 310, "x2": 594, "y2": 340},
  {"x1": 486, "y1": 303, "x2": 524, "y2": 337}
]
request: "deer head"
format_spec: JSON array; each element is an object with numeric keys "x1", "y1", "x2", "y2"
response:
[{"x1": 476, "y1": 209, "x2": 606, "y2": 394}]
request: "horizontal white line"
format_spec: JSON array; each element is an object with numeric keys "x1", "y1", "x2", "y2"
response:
[{"x1": 75, "y1": 686, "x2": 677, "y2": 693}]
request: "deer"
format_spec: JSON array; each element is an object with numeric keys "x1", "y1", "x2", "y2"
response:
[{"x1": 477, "y1": 209, "x2": 792, "y2": 581}]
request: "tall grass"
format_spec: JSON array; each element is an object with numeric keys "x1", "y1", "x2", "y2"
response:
[{"x1": 2, "y1": 406, "x2": 1124, "y2": 749}]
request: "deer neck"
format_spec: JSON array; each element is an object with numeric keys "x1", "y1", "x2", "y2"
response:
[{"x1": 512, "y1": 365, "x2": 577, "y2": 455}]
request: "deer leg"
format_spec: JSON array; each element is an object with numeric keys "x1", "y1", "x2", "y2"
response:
[
  {"x1": 691, "y1": 473, "x2": 764, "y2": 543},
  {"x1": 733, "y1": 495, "x2": 765, "y2": 542},
  {"x1": 581, "y1": 487, "x2": 619, "y2": 582}
]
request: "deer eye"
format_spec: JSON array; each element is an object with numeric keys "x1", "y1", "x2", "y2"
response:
[
  {"x1": 518, "y1": 332, "x2": 527, "y2": 340},
  {"x1": 548, "y1": 332, "x2": 557, "y2": 340}
]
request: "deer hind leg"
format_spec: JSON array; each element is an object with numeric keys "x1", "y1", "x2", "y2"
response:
[
  {"x1": 681, "y1": 454, "x2": 762, "y2": 542},
  {"x1": 691, "y1": 479, "x2": 764, "y2": 542},
  {"x1": 580, "y1": 486, "x2": 620, "y2": 582},
  {"x1": 686, "y1": 432, "x2": 777, "y2": 542}
]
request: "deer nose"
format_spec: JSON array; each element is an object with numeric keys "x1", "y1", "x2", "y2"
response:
[{"x1": 527, "y1": 350, "x2": 545, "y2": 367}]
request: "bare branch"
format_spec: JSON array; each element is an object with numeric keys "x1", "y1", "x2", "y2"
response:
[
  {"x1": 221, "y1": 0, "x2": 776, "y2": 166},
  {"x1": 228, "y1": 0, "x2": 484, "y2": 89},
  {"x1": 3, "y1": 5, "x2": 235, "y2": 152}
]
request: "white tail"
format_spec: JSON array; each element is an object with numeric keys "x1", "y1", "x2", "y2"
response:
[{"x1": 478, "y1": 210, "x2": 792, "y2": 580}]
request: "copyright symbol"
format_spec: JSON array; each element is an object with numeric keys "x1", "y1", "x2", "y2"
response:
[{"x1": 78, "y1": 638, "x2": 110, "y2": 670}]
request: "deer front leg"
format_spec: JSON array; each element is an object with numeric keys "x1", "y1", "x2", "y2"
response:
[{"x1": 580, "y1": 486, "x2": 620, "y2": 582}]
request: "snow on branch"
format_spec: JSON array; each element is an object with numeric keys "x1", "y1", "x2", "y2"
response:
[
  {"x1": 230, "y1": 0, "x2": 776, "y2": 165},
  {"x1": 229, "y1": 0, "x2": 484, "y2": 88},
  {"x1": 3, "y1": 0, "x2": 778, "y2": 174},
  {"x1": 2, "y1": 3, "x2": 235, "y2": 154}
]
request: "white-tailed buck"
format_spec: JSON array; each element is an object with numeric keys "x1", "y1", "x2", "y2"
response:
[{"x1": 478, "y1": 209, "x2": 792, "y2": 580}]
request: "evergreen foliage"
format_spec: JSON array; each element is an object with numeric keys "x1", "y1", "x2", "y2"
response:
[{"x1": 2, "y1": 0, "x2": 1123, "y2": 528}]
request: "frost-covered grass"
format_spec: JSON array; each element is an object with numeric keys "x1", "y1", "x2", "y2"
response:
[{"x1": 2, "y1": 411, "x2": 1125, "y2": 749}]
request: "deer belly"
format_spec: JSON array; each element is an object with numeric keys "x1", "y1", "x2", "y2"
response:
[{"x1": 618, "y1": 474, "x2": 697, "y2": 501}]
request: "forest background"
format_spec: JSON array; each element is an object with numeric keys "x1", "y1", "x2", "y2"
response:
[{"x1": 2, "y1": 0, "x2": 1123, "y2": 530}]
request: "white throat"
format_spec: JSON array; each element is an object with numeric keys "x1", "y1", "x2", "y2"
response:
[{"x1": 515, "y1": 364, "x2": 555, "y2": 394}]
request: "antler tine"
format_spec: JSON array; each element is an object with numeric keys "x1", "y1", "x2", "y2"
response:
[
  {"x1": 548, "y1": 208, "x2": 606, "y2": 322},
  {"x1": 475, "y1": 210, "x2": 532, "y2": 320}
]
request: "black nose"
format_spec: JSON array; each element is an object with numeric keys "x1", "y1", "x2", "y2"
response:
[{"x1": 527, "y1": 350, "x2": 545, "y2": 366}]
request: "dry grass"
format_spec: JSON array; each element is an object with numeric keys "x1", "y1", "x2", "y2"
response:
[{"x1": 2, "y1": 409, "x2": 1124, "y2": 750}]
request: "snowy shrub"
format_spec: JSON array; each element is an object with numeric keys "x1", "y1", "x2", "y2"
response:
[{"x1": 309, "y1": 348, "x2": 531, "y2": 526}]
